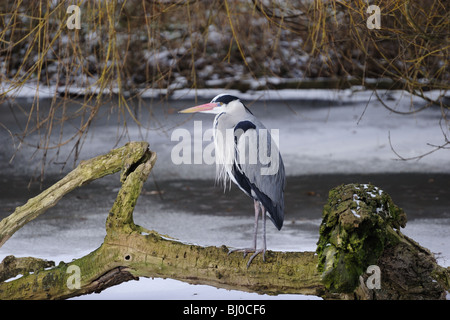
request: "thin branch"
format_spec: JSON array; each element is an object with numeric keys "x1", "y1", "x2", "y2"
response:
[
  {"x1": 0, "y1": 141, "x2": 151, "y2": 247},
  {"x1": 388, "y1": 130, "x2": 450, "y2": 161}
]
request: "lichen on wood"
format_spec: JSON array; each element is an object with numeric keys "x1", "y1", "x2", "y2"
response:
[
  {"x1": 0, "y1": 255, "x2": 55, "y2": 283},
  {"x1": 317, "y1": 183, "x2": 407, "y2": 292},
  {"x1": 316, "y1": 183, "x2": 449, "y2": 299}
]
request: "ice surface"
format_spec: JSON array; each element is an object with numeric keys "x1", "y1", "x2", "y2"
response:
[{"x1": 2, "y1": 86, "x2": 449, "y2": 179}]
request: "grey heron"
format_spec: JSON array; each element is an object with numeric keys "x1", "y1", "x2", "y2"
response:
[{"x1": 179, "y1": 94, "x2": 286, "y2": 267}]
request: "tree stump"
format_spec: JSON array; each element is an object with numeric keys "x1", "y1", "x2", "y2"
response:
[{"x1": 317, "y1": 183, "x2": 449, "y2": 299}]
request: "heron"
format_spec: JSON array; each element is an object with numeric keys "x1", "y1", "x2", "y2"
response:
[{"x1": 179, "y1": 94, "x2": 285, "y2": 267}]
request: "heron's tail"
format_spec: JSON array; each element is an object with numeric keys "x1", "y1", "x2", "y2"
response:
[
  {"x1": 252, "y1": 187, "x2": 284, "y2": 230},
  {"x1": 267, "y1": 202, "x2": 284, "y2": 231}
]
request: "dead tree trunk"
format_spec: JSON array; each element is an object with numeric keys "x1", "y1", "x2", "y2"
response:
[
  {"x1": 0, "y1": 142, "x2": 448, "y2": 299},
  {"x1": 316, "y1": 183, "x2": 450, "y2": 299}
]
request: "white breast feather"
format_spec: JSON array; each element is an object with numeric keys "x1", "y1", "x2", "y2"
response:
[{"x1": 214, "y1": 123, "x2": 236, "y2": 190}]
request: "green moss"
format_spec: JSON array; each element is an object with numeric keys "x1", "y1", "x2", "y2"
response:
[{"x1": 317, "y1": 183, "x2": 407, "y2": 293}]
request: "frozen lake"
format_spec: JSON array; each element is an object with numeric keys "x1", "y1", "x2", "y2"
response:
[{"x1": 0, "y1": 89, "x2": 449, "y2": 299}]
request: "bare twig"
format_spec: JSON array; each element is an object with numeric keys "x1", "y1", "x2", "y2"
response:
[{"x1": 388, "y1": 130, "x2": 450, "y2": 161}]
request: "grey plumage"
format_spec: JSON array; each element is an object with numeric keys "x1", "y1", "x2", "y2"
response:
[{"x1": 179, "y1": 93, "x2": 286, "y2": 266}]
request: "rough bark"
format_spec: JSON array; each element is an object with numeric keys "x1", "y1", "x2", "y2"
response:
[
  {"x1": 317, "y1": 183, "x2": 450, "y2": 299},
  {"x1": 0, "y1": 143, "x2": 448, "y2": 300}
]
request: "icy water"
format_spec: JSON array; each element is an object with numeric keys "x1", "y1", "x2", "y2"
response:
[{"x1": 0, "y1": 90, "x2": 449, "y2": 299}]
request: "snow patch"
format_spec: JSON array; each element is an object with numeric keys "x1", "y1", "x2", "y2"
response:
[{"x1": 351, "y1": 209, "x2": 360, "y2": 218}]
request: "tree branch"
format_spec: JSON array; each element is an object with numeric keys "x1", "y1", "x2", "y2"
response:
[{"x1": 0, "y1": 141, "x2": 150, "y2": 247}]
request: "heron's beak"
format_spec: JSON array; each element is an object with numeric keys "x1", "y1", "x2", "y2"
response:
[{"x1": 179, "y1": 103, "x2": 217, "y2": 113}]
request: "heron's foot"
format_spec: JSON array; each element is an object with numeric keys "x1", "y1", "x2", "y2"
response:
[
  {"x1": 246, "y1": 249, "x2": 266, "y2": 267},
  {"x1": 228, "y1": 247, "x2": 266, "y2": 268},
  {"x1": 227, "y1": 247, "x2": 256, "y2": 258}
]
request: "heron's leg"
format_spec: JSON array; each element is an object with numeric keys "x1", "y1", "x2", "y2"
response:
[
  {"x1": 246, "y1": 203, "x2": 267, "y2": 267},
  {"x1": 261, "y1": 204, "x2": 267, "y2": 258},
  {"x1": 251, "y1": 199, "x2": 260, "y2": 250},
  {"x1": 228, "y1": 199, "x2": 260, "y2": 257}
]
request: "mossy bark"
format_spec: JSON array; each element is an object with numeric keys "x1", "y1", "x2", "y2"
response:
[{"x1": 316, "y1": 183, "x2": 450, "y2": 299}]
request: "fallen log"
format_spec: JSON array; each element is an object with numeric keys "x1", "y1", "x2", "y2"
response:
[{"x1": 0, "y1": 142, "x2": 448, "y2": 299}]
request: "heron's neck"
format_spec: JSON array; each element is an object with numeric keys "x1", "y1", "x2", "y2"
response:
[{"x1": 216, "y1": 107, "x2": 250, "y2": 128}]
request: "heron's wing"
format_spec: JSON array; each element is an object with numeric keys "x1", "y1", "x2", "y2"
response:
[{"x1": 232, "y1": 120, "x2": 286, "y2": 230}]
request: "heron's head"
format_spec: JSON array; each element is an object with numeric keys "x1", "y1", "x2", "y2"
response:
[{"x1": 179, "y1": 94, "x2": 241, "y2": 115}]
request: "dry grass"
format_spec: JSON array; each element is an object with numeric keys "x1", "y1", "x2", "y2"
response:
[{"x1": 0, "y1": 0, "x2": 448, "y2": 175}]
